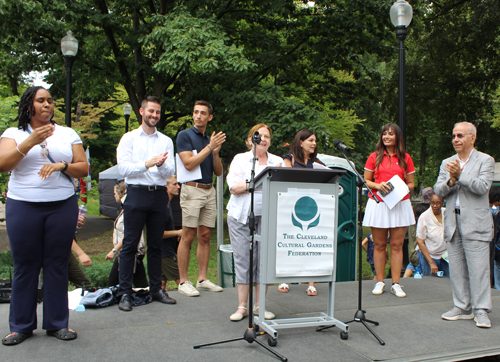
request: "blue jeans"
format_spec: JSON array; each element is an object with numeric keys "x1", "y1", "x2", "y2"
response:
[{"x1": 417, "y1": 250, "x2": 450, "y2": 277}]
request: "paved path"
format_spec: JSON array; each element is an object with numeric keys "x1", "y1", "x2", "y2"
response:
[{"x1": 0, "y1": 214, "x2": 114, "y2": 252}]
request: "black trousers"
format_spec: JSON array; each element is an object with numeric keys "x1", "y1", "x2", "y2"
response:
[
  {"x1": 118, "y1": 187, "x2": 167, "y2": 296},
  {"x1": 7, "y1": 195, "x2": 77, "y2": 333},
  {"x1": 108, "y1": 255, "x2": 148, "y2": 288}
]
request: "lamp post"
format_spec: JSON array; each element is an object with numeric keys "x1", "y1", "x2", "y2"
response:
[
  {"x1": 123, "y1": 103, "x2": 132, "y2": 133},
  {"x1": 390, "y1": 0, "x2": 413, "y2": 145},
  {"x1": 61, "y1": 30, "x2": 79, "y2": 127}
]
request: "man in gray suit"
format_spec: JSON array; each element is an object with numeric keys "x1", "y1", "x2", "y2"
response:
[{"x1": 434, "y1": 122, "x2": 494, "y2": 328}]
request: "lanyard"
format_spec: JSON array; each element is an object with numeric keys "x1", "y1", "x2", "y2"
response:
[{"x1": 26, "y1": 128, "x2": 73, "y2": 183}]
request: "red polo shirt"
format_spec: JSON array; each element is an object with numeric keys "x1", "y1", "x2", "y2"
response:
[{"x1": 364, "y1": 151, "x2": 415, "y2": 202}]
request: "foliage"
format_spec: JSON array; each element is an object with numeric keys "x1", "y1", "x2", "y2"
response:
[{"x1": 0, "y1": 0, "x2": 398, "y2": 176}]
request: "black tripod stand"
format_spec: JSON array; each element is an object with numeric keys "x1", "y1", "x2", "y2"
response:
[
  {"x1": 194, "y1": 132, "x2": 287, "y2": 361},
  {"x1": 317, "y1": 143, "x2": 385, "y2": 345}
]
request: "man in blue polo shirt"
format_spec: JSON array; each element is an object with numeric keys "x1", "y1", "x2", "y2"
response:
[{"x1": 176, "y1": 100, "x2": 226, "y2": 297}]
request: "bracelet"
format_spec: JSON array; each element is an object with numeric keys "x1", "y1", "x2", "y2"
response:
[
  {"x1": 61, "y1": 160, "x2": 68, "y2": 172},
  {"x1": 208, "y1": 145, "x2": 213, "y2": 151},
  {"x1": 16, "y1": 146, "x2": 26, "y2": 157}
]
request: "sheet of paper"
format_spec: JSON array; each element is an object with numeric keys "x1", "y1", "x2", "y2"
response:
[
  {"x1": 378, "y1": 174, "x2": 409, "y2": 209},
  {"x1": 176, "y1": 150, "x2": 202, "y2": 183}
]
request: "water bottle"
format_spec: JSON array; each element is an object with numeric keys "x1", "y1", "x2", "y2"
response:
[
  {"x1": 414, "y1": 266, "x2": 422, "y2": 279},
  {"x1": 78, "y1": 204, "x2": 88, "y2": 216}
]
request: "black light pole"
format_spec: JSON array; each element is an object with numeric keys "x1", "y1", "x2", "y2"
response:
[
  {"x1": 123, "y1": 103, "x2": 132, "y2": 133},
  {"x1": 61, "y1": 31, "x2": 79, "y2": 127},
  {"x1": 390, "y1": 0, "x2": 413, "y2": 145}
]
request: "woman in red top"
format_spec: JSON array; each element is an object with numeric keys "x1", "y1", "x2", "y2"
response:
[{"x1": 363, "y1": 124, "x2": 415, "y2": 298}]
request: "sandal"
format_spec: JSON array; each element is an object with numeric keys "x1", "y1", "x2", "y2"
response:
[
  {"x1": 306, "y1": 286, "x2": 317, "y2": 296},
  {"x1": 230, "y1": 306, "x2": 248, "y2": 321},
  {"x1": 278, "y1": 283, "x2": 289, "y2": 293},
  {"x1": 46, "y1": 328, "x2": 77, "y2": 341},
  {"x1": 2, "y1": 332, "x2": 33, "y2": 346}
]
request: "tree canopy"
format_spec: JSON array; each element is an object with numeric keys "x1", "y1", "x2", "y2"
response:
[{"x1": 1, "y1": 0, "x2": 500, "y2": 189}]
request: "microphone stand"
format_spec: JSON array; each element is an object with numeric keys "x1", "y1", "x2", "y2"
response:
[
  {"x1": 194, "y1": 133, "x2": 287, "y2": 361},
  {"x1": 316, "y1": 146, "x2": 385, "y2": 345}
]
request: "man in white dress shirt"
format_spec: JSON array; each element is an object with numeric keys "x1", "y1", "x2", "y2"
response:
[{"x1": 116, "y1": 96, "x2": 176, "y2": 311}]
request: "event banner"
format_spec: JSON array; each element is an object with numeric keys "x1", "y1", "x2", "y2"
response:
[{"x1": 275, "y1": 192, "x2": 336, "y2": 277}]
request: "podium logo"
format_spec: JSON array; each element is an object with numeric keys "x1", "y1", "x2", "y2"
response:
[{"x1": 292, "y1": 196, "x2": 320, "y2": 231}]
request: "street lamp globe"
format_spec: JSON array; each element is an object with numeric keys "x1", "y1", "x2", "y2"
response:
[
  {"x1": 61, "y1": 30, "x2": 79, "y2": 57},
  {"x1": 390, "y1": 0, "x2": 413, "y2": 28},
  {"x1": 123, "y1": 103, "x2": 132, "y2": 116}
]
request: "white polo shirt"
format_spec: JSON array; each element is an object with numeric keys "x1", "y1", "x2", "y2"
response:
[{"x1": 1, "y1": 124, "x2": 82, "y2": 202}]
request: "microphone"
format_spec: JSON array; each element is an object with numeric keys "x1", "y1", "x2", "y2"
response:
[
  {"x1": 333, "y1": 139, "x2": 351, "y2": 152},
  {"x1": 252, "y1": 131, "x2": 261, "y2": 145}
]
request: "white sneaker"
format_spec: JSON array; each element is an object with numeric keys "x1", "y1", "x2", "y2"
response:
[
  {"x1": 196, "y1": 279, "x2": 223, "y2": 292},
  {"x1": 372, "y1": 282, "x2": 385, "y2": 295},
  {"x1": 178, "y1": 281, "x2": 200, "y2": 297},
  {"x1": 391, "y1": 283, "x2": 406, "y2": 298}
]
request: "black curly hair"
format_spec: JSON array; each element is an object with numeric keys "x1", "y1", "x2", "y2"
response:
[{"x1": 15, "y1": 86, "x2": 55, "y2": 131}]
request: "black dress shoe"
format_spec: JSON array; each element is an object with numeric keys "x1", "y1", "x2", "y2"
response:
[
  {"x1": 152, "y1": 289, "x2": 176, "y2": 304},
  {"x1": 118, "y1": 294, "x2": 132, "y2": 311}
]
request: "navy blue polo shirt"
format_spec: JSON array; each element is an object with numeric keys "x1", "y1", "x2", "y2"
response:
[
  {"x1": 161, "y1": 203, "x2": 179, "y2": 258},
  {"x1": 176, "y1": 126, "x2": 214, "y2": 184}
]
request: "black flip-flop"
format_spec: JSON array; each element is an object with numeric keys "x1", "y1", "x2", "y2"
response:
[
  {"x1": 46, "y1": 328, "x2": 77, "y2": 340},
  {"x1": 2, "y1": 331, "x2": 33, "y2": 346}
]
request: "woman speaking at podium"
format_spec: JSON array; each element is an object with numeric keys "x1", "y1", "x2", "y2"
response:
[
  {"x1": 279, "y1": 129, "x2": 325, "y2": 296},
  {"x1": 226, "y1": 124, "x2": 282, "y2": 322},
  {"x1": 362, "y1": 124, "x2": 415, "y2": 298}
]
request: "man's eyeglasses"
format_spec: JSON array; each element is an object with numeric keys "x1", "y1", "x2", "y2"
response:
[{"x1": 451, "y1": 133, "x2": 471, "y2": 139}]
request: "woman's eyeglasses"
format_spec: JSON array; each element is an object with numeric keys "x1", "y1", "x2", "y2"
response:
[{"x1": 451, "y1": 133, "x2": 471, "y2": 139}]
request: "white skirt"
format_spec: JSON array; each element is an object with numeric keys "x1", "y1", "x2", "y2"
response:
[{"x1": 363, "y1": 198, "x2": 415, "y2": 228}]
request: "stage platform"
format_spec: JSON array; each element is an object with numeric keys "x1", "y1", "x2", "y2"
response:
[{"x1": 1, "y1": 277, "x2": 499, "y2": 362}]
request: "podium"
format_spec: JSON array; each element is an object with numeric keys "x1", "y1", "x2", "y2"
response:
[{"x1": 254, "y1": 167, "x2": 348, "y2": 344}]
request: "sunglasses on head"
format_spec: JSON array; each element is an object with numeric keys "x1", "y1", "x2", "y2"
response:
[{"x1": 451, "y1": 133, "x2": 470, "y2": 139}]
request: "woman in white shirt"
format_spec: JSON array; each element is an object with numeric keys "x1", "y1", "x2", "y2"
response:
[
  {"x1": 226, "y1": 123, "x2": 282, "y2": 321},
  {"x1": 416, "y1": 191, "x2": 449, "y2": 277},
  {"x1": 0, "y1": 87, "x2": 88, "y2": 346}
]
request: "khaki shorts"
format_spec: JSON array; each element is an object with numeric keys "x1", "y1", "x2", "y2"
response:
[
  {"x1": 161, "y1": 256, "x2": 180, "y2": 282},
  {"x1": 180, "y1": 184, "x2": 216, "y2": 228}
]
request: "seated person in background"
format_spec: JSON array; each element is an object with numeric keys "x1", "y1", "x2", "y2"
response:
[
  {"x1": 161, "y1": 176, "x2": 182, "y2": 290},
  {"x1": 362, "y1": 232, "x2": 388, "y2": 280},
  {"x1": 416, "y1": 191, "x2": 449, "y2": 277},
  {"x1": 105, "y1": 182, "x2": 148, "y2": 288},
  {"x1": 404, "y1": 202, "x2": 430, "y2": 277},
  {"x1": 68, "y1": 214, "x2": 92, "y2": 288}
]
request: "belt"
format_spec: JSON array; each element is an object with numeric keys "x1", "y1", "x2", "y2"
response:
[
  {"x1": 185, "y1": 182, "x2": 212, "y2": 190},
  {"x1": 455, "y1": 208, "x2": 460, "y2": 215},
  {"x1": 128, "y1": 184, "x2": 166, "y2": 191}
]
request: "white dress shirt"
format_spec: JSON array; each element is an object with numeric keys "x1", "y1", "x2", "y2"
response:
[
  {"x1": 226, "y1": 150, "x2": 283, "y2": 223},
  {"x1": 116, "y1": 126, "x2": 175, "y2": 186}
]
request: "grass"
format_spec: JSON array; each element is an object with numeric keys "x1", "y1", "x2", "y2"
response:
[{"x1": 75, "y1": 226, "x2": 224, "y2": 290}]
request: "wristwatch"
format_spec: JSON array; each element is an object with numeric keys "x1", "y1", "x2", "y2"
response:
[
  {"x1": 61, "y1": 160, "x2": 68, "y2": 172},
  {"x1": 112, "y1": 249, "x2": 118, "y2": 255}
]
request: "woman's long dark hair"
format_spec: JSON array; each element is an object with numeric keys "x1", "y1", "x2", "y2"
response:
[
  {"x1": 289, "y1": 129, "x2": 324, "y2": 166},
  {"x1": 374, "y1": 123, "x2": 407, "y2": 172},
  {"x1": 15, "y1": 86, "x2": 55, "y2": 131}
]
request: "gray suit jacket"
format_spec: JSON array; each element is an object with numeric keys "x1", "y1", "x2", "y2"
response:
[{"x1": 434, "y1": 149, "x2": 495, "y2": 242}]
